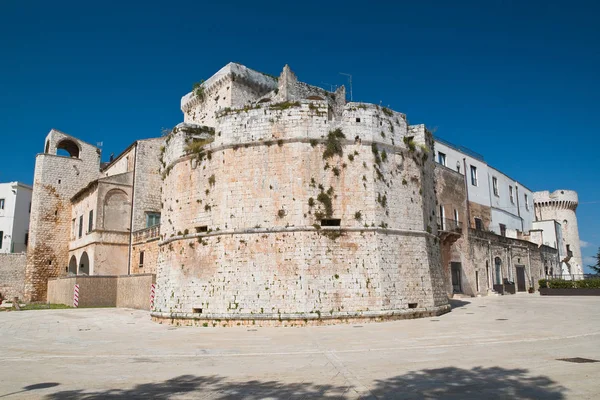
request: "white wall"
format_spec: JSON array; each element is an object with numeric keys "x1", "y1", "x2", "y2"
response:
[
  {"x1": 0, "y1": 182, "x2": 32, "y2": 253},
  {"x1": 487, "y1": 167, "x2": 535, "y2": 235},
  {"x1": 434, "y1": 140, "x2": 490, "y2": 208}
]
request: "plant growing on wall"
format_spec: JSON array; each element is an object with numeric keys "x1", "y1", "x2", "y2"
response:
[
  {"x1": 193, "y1": 80, "x2": 205, "y2": 101},
  {"x1": 323, "y1": 128, "x2": 345, "y2": 159}
]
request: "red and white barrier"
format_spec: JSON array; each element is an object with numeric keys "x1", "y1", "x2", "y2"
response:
[
  {"x1": 73, "y1": 284, "x2": 80, "y2": 308},
  {"x1": 150, "y1": 284, "x2": 156, "y2": 309}
]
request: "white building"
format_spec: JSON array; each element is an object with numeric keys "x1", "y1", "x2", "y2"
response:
[
  {"x1": 0, "y1": 182, "x2": 33, "y2": 253},
  {"x1": 434, "y1": 137, "x2": 534, "y2": 237}
]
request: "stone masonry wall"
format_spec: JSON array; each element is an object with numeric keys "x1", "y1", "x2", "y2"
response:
[
  {"x1": 154, "y1": 100, "x2": 449, "y2": 321},
  {"x1": 25, "y1": 130, "x2": 101, "y2": 301},
  {"x1": 0, "y1": 253, "x2": 27, "y2": 300}
]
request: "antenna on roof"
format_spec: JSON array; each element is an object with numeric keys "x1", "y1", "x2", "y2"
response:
[{"x1": 339, "y1": 73, "x2": 352, "y2": 101}]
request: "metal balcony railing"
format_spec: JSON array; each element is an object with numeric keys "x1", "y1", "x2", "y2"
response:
[
  {"x1": 438, "y1": 218, "x2": 462, "y2": 233},
  {"x1": 132, "y1": 224, "x2": 160, "y2": 243}
]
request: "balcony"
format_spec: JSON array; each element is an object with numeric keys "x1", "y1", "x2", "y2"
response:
[
  {"x1": 132, "y1": 224, "x2": 160, "y2": 244},
  {"x1": 437, "y1": 218, "x2": 462, "y2": 245}
]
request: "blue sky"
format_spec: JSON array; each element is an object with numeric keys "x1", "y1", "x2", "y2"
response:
[{"x1": 1, "y1": 1, "x2": 598, "y2": 271}]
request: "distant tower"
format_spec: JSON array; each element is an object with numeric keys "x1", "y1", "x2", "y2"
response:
[
  {"x1": 24, "y1": 129, "x2": 100, "y2": 301},
  {"x1": 533, "y1": 190, "x2": 583, "y2": 276}
]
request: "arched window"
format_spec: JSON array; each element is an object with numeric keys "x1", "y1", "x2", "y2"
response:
[
  {"x1": 494, "y1": 257, "x2": 502, "y2": 285},
  {"x1": 79, "y1": 252, "x2": 90, "y2": 275},
  {"x1": 68, "y1": 255, "x2": 77, "y2": 275},
  {"x1": 56, "y1": 139, "x2": 80, "y2": 158}
]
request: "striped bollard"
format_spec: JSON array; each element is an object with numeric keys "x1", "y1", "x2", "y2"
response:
[
  {"x1": 73, "y1": 284, "x2": 80, "y2": 308},
  {"x1": 150, "y1": 284, "x2": 156, "y2": 309}
]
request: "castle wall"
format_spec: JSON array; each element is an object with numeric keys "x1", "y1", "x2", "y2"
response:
[
  {"x1": 154, "y1": 100, "x2": 448, "y2": 322},
  {"x1": 0, "y1": 253, "x2": 27, "y2": 300},
  {"x1": 25, "y1": 130, "x2": 100, "y2": 301},
  {"x1": 131, "y1": 239, "x2": 159, "y2": 275}
]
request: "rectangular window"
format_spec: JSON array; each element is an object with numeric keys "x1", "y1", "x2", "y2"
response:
[
  {"x1": 320, "y1": 218, "x2": 341, "y2": 227},
  {"x1": 509, "y1": 186, "x2": 514, "y2": 204},
  {"x1": 438, "y1": 152, "x2": 446, "y2": 166},
  {"x1": 492, "y1": 177, "x2": 499, "y2": 196},
  {"x1": 470, "y1": 166, "x2": 478, "y2": 186},
  {"x1": 474, "y1": 218, "x2": 483, "y2": 230},
  {"x1": 524, "y1": 193, "x2": 529, "y2": 210},
  {"x1": 88, "y1": 210, "x2": 94, "y2": 233},
  {"x1": 0, "y1": 199, "x2": 4, "y2": 210},
  {"x1": 146, "y1": 212, "x2": 161, "y2": 228},
  {"x1": 72, "y1": 219, "x2": 76, "y2": 239},
  {"x1": 139, "y1": 251, "x2": 144, "y2": 267},
  {"x1": 500, "y1": 223, "x2": 506, "y2": 237},
  {"x1": 78, "y1": 215, "x2": 83, "y2": 238},
  {"x1": 0, "y1": 231, "x2": 3, "y2": 249}
]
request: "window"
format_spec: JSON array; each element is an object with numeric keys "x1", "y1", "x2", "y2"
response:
[
  {"x1": 492, "y1": 177, "x2": 499, "y2": 196},
  {"x1": 0, "y1": 231, "x2": 3, "y2": 249},
  {"x1": 88, "y1": 210, "x2": 94, "y2": 233},
  {"x1": 439, "y1": 205, "x2": 446, "y2": 230},
  {"x1": 500, "y1": 223, "x2": 506, "y2": 237},
  {"x1": 0, "y1": 199, "x2": 4, "y2": 210},
  {"x1": 454, "y1": 209, "x2": 459, "y2": 222},
  {"x1": 146, "y1": 212, "x2": 161, "y2": 228},
  {"x1": 470, "y1": 166, "x2": 478, "y2": 186},
  {"x1": 72, "y1": 219, "x2": 76, "y2": 239},
  {"x1": 509, "y1": 186, "x2": 514, "y2": 204},
  {"x1": 524, "y1": 193, "x2": 529, "y2": 210},
  {"x1": 474, "y1": 218, "x2": 483, "y2": 230},
  {"x1": 139, "y1": 251, "x2": 144, "y2": 267},
  {"x1": 320, "y1": 218, "x2": 341, "y2": 227},
  {"x1": 438, "y1": 152, "x2": 446, "y2": 166},
  {"x1": 78, "y1": 215, "x2": 83, "y2": 238}
]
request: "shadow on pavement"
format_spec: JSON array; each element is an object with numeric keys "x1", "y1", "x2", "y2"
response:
[
  {"x1": 449, "y1": 298, "x2": 471, "y2": 309},
  {"x1": 41, "y1": 366, "x2": 566, "y2": 399}
]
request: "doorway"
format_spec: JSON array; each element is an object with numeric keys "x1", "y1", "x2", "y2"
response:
[
  {"x1": 516, "y1": 265, "x2": 526, "y2": 292},
  {"x1": 451, "y1": 262, "x2": 462, "y2": 293}
]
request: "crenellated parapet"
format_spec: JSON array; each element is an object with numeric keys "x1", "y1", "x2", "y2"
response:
[{"x1": 533, "y1": 190, "x2": 578, "y2": 211}]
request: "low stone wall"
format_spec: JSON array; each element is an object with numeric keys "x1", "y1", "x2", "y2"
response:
[
  {"x1": 116, "y1": 274, "x2": 155, "y2": 309},
  {"x1": 0, "y1": 253, "x2": 27, "y2": 300},
  {"x1": 47, "y1": 274, "x2": 155, "y2": 309}
]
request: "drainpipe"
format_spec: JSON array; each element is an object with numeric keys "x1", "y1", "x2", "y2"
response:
[
  {"x1": 462, "y1": 158, "x2": 470, "y2": 229},
  {"x1": 515, "y1": 186, "x2": 524, "y2": 232},
  {"x1": 127, "y1": 142, "x2": 138, "y2": 276}
]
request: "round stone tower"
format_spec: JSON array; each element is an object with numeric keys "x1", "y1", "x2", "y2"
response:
[
  {"x1": 533, "y1": 190, "x2": 583, "y2": 276},
  {"x1": 151, "y1": 64, "x2": 450, "y2": 326}
]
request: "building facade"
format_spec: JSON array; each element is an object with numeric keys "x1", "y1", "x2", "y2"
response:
[
  {"x1": 19, "y1": 62, "x2": 582, "y2": 321},
  {"x1": 0, "y1": 182, "x2": 32, "y2": 254}
]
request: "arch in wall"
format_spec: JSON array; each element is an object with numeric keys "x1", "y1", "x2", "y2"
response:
[
  {"x1": 494, "y1": 257, "x2": 502, "y2": 285},
  {"x1": 79, "y1": 252, "x2": 90, "y2": 275},
  {"x1": 45, "y1": 140, "x2": 50, "y2": 154},
  {"x1": 68, "y1": 255, "x2": 77, "y2": 275},
  {"x1": 56, "y1": 139, "x2": 81, "y2": 158},
  {"x1": 103, "y1": 189, "x2": 131, "y2": 231}
]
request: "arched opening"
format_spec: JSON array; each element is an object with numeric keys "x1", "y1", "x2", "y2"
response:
[
  {"x1": 45, "y1": 140, "x2": 50, "y2": 154},
  {"x1": 56, "y1": 139, "x2": 80, "y2": 158},
  {"x1": 103, "y1": 189, "x2": 130, "y2": 231},
  {"x1": 79, "y1": 252, "x2": 90, "y2": 275},
  {"x1": 494, "y1": 257, "x2": 502, "y2": 285},
  {"x1": 68, "y1": 255, "x2": 77, "y2": 275}
]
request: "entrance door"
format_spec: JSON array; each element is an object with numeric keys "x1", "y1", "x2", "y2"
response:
[
  {"x1": 451, "y1": 262, "x2": 462, "y2": 293},
  {"x1": 516, "y1": 266, "x2": 526, "y2": 292}
]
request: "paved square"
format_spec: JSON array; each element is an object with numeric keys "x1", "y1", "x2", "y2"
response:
[{"x1": 0, "y1": 294, "x2": 598, "y2": 399}]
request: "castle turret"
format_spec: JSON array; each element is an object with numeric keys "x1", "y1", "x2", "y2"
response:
[
  {"x1": 533, "y1": 190, "x2": 583, "y2": 276},
  {"x1": 24, "y1": 130, "x2": 100, "y2": 301}
]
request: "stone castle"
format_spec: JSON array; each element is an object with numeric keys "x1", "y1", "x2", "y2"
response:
[{"x1": 8, "y1": 62, "x2": 582, "y2": 325}]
